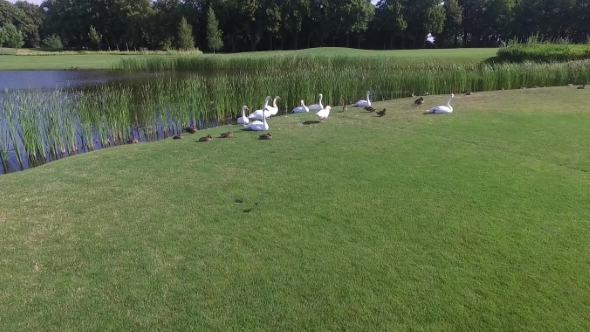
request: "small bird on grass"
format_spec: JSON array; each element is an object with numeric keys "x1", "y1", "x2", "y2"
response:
[
  {"x1": 199, "y1": 134, "x2": 213, "y2": 142},
  {"x1": 376, "y1": 108, "x2": 387, "y2": 117},
  {"x1": 578, "y1": 84, "x2": 586, "y2": 89},
  {"x1": 414, "y1": 97, "x2": 425, "y2": 107},
  {"x1": 259, "y1": 133, "x2": 272, "y2": 140},
  {"x1": 184, "y1": 124, "x2": 197, "y2": 133},
  {"x1": 465, "y1": 91, "x2": 473, "y2": 95},
  {"x1": 364, "y1": 106, "x2": 376, "y2": 112},
  {"x1": 220, "y1": 131, "x2": 233, "y2": 138}
]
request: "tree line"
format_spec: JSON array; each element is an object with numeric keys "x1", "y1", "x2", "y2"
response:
[{"x1": 1, "y1": 0, "x2": 590, "y2": 52}]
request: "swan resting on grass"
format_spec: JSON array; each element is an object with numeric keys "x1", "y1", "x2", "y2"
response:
[
  {"x1": 427, "y1": 94, "x2": 454, "y2": 114},
  {"x1": 244, "y1": 107, "x2": 269, "y2": 131},
  {"x1": 309, "y1": 93, "x2": 324, "y2": 111},
  {"x1": 266, "y1": 96, "x2": 281, "y2": 116},
  {"x1": 237, "y1": 105, "x2": 250, "y2": 124},
  {"x1": 354, "y1": 91, "x2": 371, "y2": 107},
  {"x1": 291, "y1": 100, "x2": 310, "y2": 113},
  {"x1": 248, "y1": 96, "x2": 272, "y2": 120}
]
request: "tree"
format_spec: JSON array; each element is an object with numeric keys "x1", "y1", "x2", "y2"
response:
[
  {"x1": 375, "y1": 0, "x2": 408, "y2": 49},
  {"x1": 2, "y1": 23, "x2": 24, "y2": 48},
  {"x1": 88, "y1": 26, "x2": 102, "y2": 50},
  {"x1": 0, "y1": 27, "x2": 5, "y2": 47},
  {"x1": 206, "y1": 7, "x2": 223, "y2": 53},
  {"x1": 402, "y1": 0, "x2": 445, "y2": 48},
  {"x1": 337, "y1": 0, "x2": 375, "y2": 48},
  {"x1": 437, "y1": 0, "x2": 463, "y2": 47},
  {"x1": 177, "y1": 16, "x2": 195, "y2": 50},
  {"x1": 14, "y1": 0, "x2": 44, "y2": 47}
]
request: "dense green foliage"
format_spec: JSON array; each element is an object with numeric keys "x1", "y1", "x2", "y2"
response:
[
  {"x1": 177, "y1": 17, "x2": 195, "y2": 51},
  {"x1": 1, "y1": 88, "x2": 590, "y2": 330},
  {"x1": 41, "y1": 34, "x2": 63, "y2": 49},
  {"x1": 498, "y1": 38, "x2": 590, "y2": 62},
  {"x1": 0, "y1": 23, "x2": 24, "y2": 48},
  {"x1": 2, "y1": 0, "x2": 590, "y2": 52},
  {"x1": 87, "y1": 26, "x2": 102, "y2": 51}
]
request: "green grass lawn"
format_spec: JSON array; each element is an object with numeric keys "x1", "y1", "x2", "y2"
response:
[
  {"x1": 1, "y1": 87, "x2": 589, "y2": 331},
  {"x1": 0, "y1": 47, "x2": 499, "y2": 70}
]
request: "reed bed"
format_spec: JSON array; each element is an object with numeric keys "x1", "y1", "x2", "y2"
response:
[
  {"x1": 115, "y1": 54, "x2": 471, "y2": 72},
  {"x1": 2, "y1": 58, "x2": 590, "y2": 174}
]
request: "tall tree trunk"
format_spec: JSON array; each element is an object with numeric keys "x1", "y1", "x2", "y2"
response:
[
  {"x1": 462, "y1": 29, "x2": 468, "y2": 46},
  {"x1": 346, "y1": 32, "x2": 350, "y2": 47}
]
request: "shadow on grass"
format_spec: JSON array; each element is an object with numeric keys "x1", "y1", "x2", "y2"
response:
[
  {"x1": 302, "y1": 120, "x2": 321, "y2": 125},
  {"x1": 482, "y1": 56, "x2": 508, "y2": 64}
]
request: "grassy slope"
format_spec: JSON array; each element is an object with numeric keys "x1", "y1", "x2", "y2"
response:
[
  {"x1": 1, "y1": 87, "x2": 589, "y2": 331},
  {"x1": 0, "y1": 47, "x2": 499, "y2": 70}
]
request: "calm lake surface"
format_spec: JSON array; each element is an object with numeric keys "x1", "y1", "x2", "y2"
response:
[{"x1": 0, "y1": 70, "x2": 198, "y2": 91}]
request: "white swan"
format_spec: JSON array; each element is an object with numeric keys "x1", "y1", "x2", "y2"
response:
[
  {"x1": 354, "y1": 91, "x2": 371, "y2": 107},
  {"x1": 244, "y1": 107, "x2": 269, "y2": 131},
  {"x1": 248, "y1": 96, "x2": 272, "y2": 120},
  {"x1": 236, "y1": 105, "x2": 250, "y2": 124},
  {"x1": 266, "y1": 96, "x2": 281, "y2": 116},
  {"x1": 308, "y1": 93, "x2": 323, "y2": 111},
  {"x1": 291, "y1": 100, "x2": 310, "y2": 113},
  {"x1": 317, "y1": 105, "x2": 331, "y2": 122},
  {"x1": 428, "y1": 94, "x2": 455, "y2": 114}
]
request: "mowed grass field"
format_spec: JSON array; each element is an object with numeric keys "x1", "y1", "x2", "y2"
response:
[
  {"x1": 1, "y1": 87, "x2": 589, "y2": 331},
  {"x1": 0, "y1": 47, "x2": 499, "y2": 70}
]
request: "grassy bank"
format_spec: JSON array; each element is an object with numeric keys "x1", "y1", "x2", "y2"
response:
[
  {"x1": 1, "y1": 87, "x2": 589, "y2": 331},
  {"x1": 0, "y1": 47, "x2": 498, "y2": 71}
]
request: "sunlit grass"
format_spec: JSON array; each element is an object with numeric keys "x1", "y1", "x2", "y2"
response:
[
  {"x1": 1, "y1": 87, "x2": 589, "y2": 331},
  {"x1": 0, "y1": 47, "x2": 497, "y2": 70}
]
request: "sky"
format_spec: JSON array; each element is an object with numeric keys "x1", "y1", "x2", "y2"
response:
[{"x1": 9, "y1": 0, "x2": 380, "y2": 5}]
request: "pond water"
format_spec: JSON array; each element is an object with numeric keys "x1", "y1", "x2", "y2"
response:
[{"x1": 0, "y1": 70, "x2": 201, "y2": 91}]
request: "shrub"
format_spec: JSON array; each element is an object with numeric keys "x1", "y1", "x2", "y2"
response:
[{"x1": 42, "y1": 34, "x2": 64, "y2": 49}]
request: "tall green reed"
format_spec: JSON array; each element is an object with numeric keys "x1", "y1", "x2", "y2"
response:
[{"x1": 0, "y1": 107, "x2": 10, "y2": 173}]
